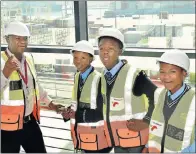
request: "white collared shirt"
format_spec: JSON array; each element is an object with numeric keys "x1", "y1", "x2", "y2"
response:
[
  {"x1": 104, "y1": 60, "x2": 124, "y2": 77},
  {"x1": 1, "y1": 49, "x2": 52, "y2": 116}
]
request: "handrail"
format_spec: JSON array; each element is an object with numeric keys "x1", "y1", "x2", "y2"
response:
[
  {"x1": 1, "y1": 45, "x2": 195, "y2": 58},
  {"x1": 40, "y1": 115, "x2": 65, "y2": 120},
  {"x1": 43, "y1": 136, "x2": 72, "y2": 141},
  {"x1": 40, "y1": 113, "x2": 74, "y2": 152}
]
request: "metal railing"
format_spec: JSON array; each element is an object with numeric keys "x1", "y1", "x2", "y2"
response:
[{"x1": 40, "y1": 115, "x2": 74, "y2": 152}]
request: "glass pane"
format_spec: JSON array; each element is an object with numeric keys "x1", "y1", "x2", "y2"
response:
[
  {"x1": 87, "y1": 1, "x2": 195, "y2": 49},
  {"x1": 1, "y1": 1, "x2": 75, "y2": 46},
  {"x1": 33, "y1": 53, "x2": 195, "y2": 106},
  {"x1": 32, "y1": 53, "x2": 74, "y2": 106}
]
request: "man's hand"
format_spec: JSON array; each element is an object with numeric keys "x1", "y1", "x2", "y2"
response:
[
  {"x1": 49, "y1": 101, "x2": 64, "y2": 113},
  {"x1": 3, "y1": 55, "x2": 20, "y2": 78},
  {"x1": 126, "y1": 119, "x2": 149, "y2": 132},
  {"x1": 61, "y1": 107, "x2": 75, "y2": 119},
  {"x1": 69, "y1": 109, "x2": 75, "y2": 119}
]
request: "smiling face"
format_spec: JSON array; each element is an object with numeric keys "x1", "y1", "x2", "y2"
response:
[
  {"x1": 73, "y1": 51, "x2": 93, "y2": 73},
  {"x1": 98, "y1": 38, "x2": 122, "y2": 70},
  {"x1": 6, "y1": 35, "x2": 28, "y2": 60},
  {"x1": 159, "y1": 62, "x2": 187, "y2": 94}
]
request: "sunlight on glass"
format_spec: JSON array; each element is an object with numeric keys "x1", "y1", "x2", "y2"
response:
[
  {"x1": 1, "y1": 1, "x2": 75, "y2": 46},
  {"x1": 87, "y1": 1, "x2": 195, "y2": 49}
]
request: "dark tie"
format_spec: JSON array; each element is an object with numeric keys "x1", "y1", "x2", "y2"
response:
[
  {"x1": 168, "y1": 95, "x2": 172, "y2": 103},
  {"x1": 167, "y1": 95, "x2": 173, "y2": 108},
  {"x1": 79, "y1": 76, "x2": 84, "y2": 88},
  {"x1": 105, "y1": 72, "x2": 112, "y2": 81}
]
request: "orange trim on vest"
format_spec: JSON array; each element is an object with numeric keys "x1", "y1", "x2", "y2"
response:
[
  {"x1": 105, "y1": 120, "x2": 149, "y2": 148},
  {"x1": 1, "y1": 99, "x2": 40, "y2": 131},
  {"x1": 77, "y1": 124, "x2": 109, "y2": 150},
  {"x1": 70, "y1": 119, "x2": 109, "y2": 150},
  {"x1": 33, "y1": 99, "x2": 40, "y2": 121},
  {"x1": 1, "y1": 105, "x2": 24, "y2": 131},
  {"x1": 1, "y1": 52, "x2": 41, "y2": 131},
  {"x1": 104, "y1": 121, "x2": 113, "y2": 147}
]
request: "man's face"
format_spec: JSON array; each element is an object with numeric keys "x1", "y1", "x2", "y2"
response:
[
  {"x1": 159, "y1": 62, "x2": 187, "y2": 94},
  {"x1": 98, "y1": 38, "x2": 121, "y2": 70},
  {"x1": 6, "y1": 35, "x2": 28, "y2": 55},
  {"x1": 73, "y1": 51, "x2": 93, "y2": 73}
]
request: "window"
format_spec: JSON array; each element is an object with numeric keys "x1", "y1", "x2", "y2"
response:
[
  {"x1": 1, "y1": 1, "x2": 75, "y2": 46},
  {"x1": 87, "y1": 1, "x2": 195, "y2": 49}
]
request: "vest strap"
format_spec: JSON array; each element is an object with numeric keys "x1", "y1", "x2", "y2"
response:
[{"x1": 181, "y1": 94, "x2": 195, "y2": 150}]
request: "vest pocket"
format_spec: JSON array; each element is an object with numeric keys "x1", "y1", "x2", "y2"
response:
[
  {"x1": 1, "y1": 114, "x2": 20, "y2": 131},
  {"x1": 79, "y1": 133, "x2": 98, "y2": 150},
  {"x1": 117, "y1": 128, "x2": 141, "y2": 147}
]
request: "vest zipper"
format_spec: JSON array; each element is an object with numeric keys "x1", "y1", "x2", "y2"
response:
[
  {"x1": 161, "y1": 120, "x2": 168, "y2": 153},
  {"x1": 106, "y1": 91, "x2": 115, "y2": 146},
  {"x1": 105, "y1": 63, "x2": 126, "y2": 147},
  {"x1": 106, "y1": 80, "x2": 117, "y2": 146},
  {"x1": 33, "y1": 77, "x2": 40, "y2": 123},
  {"x1": 28, "y1": 62, "x2": 39, "y2": 123},
  {"x1": 18, "y1": 73, "x2": 26, "y2": 122},
  {"x1": 23, "y1": 89, "x2": 26, "y2": 121}
]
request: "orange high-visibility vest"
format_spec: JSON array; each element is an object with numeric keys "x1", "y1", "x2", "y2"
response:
[
  {"x1": 1, "y1": 51, "x2": 40, "y2": 131},
  {"x1": 70, "y1": 70, "x2": 109, "y2": 151},
  {"x1": 101, "y1": 64, "x2": 149, "y2": 148}
]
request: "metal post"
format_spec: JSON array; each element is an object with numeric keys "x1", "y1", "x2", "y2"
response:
[
  {"x1": 74, "y1": 1, "x2": 88, "y2": 41},
  {"x1": 115, "y1": 1, "x2": 117, "y2": 28}
]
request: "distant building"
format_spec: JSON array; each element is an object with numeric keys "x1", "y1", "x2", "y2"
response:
[{"x1": 104, "y1": 1, "x2": 195, "y2": 18}]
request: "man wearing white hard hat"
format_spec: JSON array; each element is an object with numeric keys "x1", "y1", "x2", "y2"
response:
[
  {"x1": 1, "y1": 21, "x2": 63, "y2": 153},
  {"x1": 97, "y1": 28, "x2": 157, "y2": 153},
  {"x1": 61, "y1": 40, "x2": 112, "y2": 153},
  {"x1": 147, "y1": 49, "x2": 195, "y2": 153}
]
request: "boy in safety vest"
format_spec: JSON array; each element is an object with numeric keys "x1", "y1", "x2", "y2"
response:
[
  {"x1": 97, "y1": 28, "x2": 157, "y2": 153},
  {"x1": 61, "y1": 40, "x2": 112, "y2": 153},
  {"x1": 147, "y1": 50, "x2": 195, "y2": 153}
]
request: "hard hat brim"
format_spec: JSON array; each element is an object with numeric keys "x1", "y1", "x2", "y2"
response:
[{"x1": 70, "y1": 49, "x2": 95, "y2": 60}]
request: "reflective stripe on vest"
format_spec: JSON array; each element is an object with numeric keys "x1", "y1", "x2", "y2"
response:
[
  {"x1": 182, "y1": 94, "x2": 195, "y2": 150},
  {"x1": 71, "y1": 70, "x2": 100, "y2": 110},
  {"x1": 124, "y1": 66, "x2": 136, "y2": 115},
  {"x1": 101, "y1": 64, "x2": 148, "y2": 148},
  {"x1": 1, "y1": 83, "x2": 24, "y2": 106},
  {"x1": 154, "y1": 88, "x2": 164, "y2": 105},
  {"x1": 25, "y1": 53, "x2": 41, "y2": 122},
  {"x1": 109, "y1": 112, "x2": 146, "y2": 122},
  {"x1": 1, "y1": 51, "x2": 40, "y2": 131},
  {"x1": 90, "y1": 73, "x2": 101, "y2": 109},
  {"x1": 148, "y1": 88, "x2": 195, "y2": 152},
  {"x1": 70, "y1": 70, "x2": 109, "y2": 150},
  {"x1": 102, "y1": 64, "x2": 147, "y2": 118},
  {"x1": 71, "y1": 119, "x2": 104, "y2": 127}
]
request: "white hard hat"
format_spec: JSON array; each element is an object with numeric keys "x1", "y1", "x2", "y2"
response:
[
  {"x1": 157, "y1": 49, "x2": 190, "y2": 72},
  {"x1": 70, "y1": 40, "x2": 94, "y2": 57},
  {"x1": 4, "y1": 21, "x2": 30, "y2": 37},
  {"x1": 97, "y1": 28, "x2": 124, "y2": 51}
]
